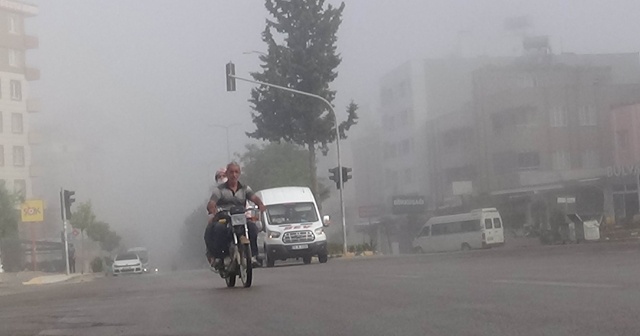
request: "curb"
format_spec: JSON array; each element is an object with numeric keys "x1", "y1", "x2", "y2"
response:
[{"x1": 22, "y1": 273, "x2": 88, "y2": 286}]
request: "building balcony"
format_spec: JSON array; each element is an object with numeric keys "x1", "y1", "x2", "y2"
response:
[
  {"x1": 24, "y1": 34, "x2": 38, "y2": 49},
  {"x1": 0, "y1": 34, "x2": 38, "y2": 50},
  {"x1": 25, "y1": 66, "x2": 40, "y2": 81},
  {"x1": 26, "y1": 98, "x2": 40, "y2": 113},
  {"x1": 0, "y1": 1, "x2": 39, "y2": 17}
]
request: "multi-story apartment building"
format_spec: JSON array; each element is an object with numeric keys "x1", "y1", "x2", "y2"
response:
[
  {"x1": 377, "y1": 57, "x2": 512, "y2": 210},
  {"x1": 427, "y1": 51, "x2": 640, "y2": 227},
  {"x1": 0, "y1": 0, "x2": 38, "y2": 201}
]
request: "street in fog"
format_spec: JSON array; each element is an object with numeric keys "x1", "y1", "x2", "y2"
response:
[{"x1": 2, "y1": 241, "x2": 640, "y2": 336}]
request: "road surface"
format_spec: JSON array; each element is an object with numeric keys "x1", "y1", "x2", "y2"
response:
[{"x1": 1, "y1": 241, "x2": 639, "y2": 335}]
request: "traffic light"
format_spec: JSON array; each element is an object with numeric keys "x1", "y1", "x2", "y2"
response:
[
  {"x1": 341, "y1": 166, "x2": 352, "y2": 183},
  {"x1": 63, "y1": 189, "x2": 75, "y2": 219},
  {"x1": 328, "y1": 167, "x2": 340, "y2": 189},
  {"x1": 226, "y1": 62, "x2": 236, "y2": 92}
]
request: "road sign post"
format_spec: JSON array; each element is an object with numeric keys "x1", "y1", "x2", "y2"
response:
[{"x1": 21, "y1": 199, "x2": 44, "y2": 272}]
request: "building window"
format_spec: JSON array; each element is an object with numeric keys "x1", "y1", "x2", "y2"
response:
[
  {"x1": 0, "y1": 145, "x2": 4, "y2": 166},
  {"x1": 518, "y1": 152, "x2": 540, "y2": 170},
  {"x1": 8, "y1": 49, "x2": 18, "y2": 67},
  {"x1": 617, "y1": 130, "x2": 629, "y2": 150},
  {"x1": 400, "y1": 139, "x2": 411, "y2": 155},
  {"x1": 10, "y1": 80, "x2": 21, "y2": 101},
  {"x1": 582, "y1": 150, "x2": 600, "y2": 169},
  {"x1": 552, "y1": 150, "x2": 571, "y2": 170},
  {"x1": 13, "y1": 145, "x2": 24, "y2": 166},
  {"x1": 399, "y1": 109, "x2": 409, "y2": 125},
  {"x1": 550, "y1": 106, "x2": 567, "y2": 127},
  {"x1": 381, "y1": 88, "x2": 393, "y2": 106},
  {"x1": 388, "y1": 116, "x2": 396, "y2": 130},
  {"x1": 405, "y1": 168, "x2": 413, "y2": 184},
  {"x1": 389, "y1": 143, "x2": 397, "y2": 158},
  {"x1": 11, "y1": 113, "x2": 22, "y2": 134},
  {"x1": 579, "y1": 106, "x2": 597, "y2": 126},
  {"x1": 13, "y1": 179, "x2": 26, "y2": 199},
  {"x1": 517, "y1": 74, "x2": 535, "y2": 88},
  {"x1": 8, "y1": 16, "x2": 17, "y2": 34}
]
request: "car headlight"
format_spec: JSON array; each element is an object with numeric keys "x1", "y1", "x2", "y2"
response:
[
  {"x1": 315, "y1": 227, "x2": 324, "y2": 235},
  {"x1": 268, "y1": 231, "x2": 281, "y2": 239}
]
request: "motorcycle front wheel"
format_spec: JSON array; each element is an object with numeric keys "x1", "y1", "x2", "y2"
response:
[
  {"x1": 239, "y1": 244, "x2": 253, "y2": 288},
  {"x1": 225, "y1": 273, "x2": 236, "y2": 287}
]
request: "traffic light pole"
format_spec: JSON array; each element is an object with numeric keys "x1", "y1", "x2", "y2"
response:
[
  {"x1": 227, "y1": 71, "x2": 349, "y2": 256},
  {"x1": 60, "y1": 188, "x2": 70, "y2": 275}
]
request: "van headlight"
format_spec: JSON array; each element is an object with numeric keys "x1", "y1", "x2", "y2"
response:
[
  {"x1": 268, "y1": 231, "x2": 281, "y2": 239},
  {"x1": 315, "y1": 227, "x2": 324, "y2": 235}
]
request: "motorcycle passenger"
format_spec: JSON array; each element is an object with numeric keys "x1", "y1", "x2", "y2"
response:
[
  {"x1": 205, "y1": 162, "x2": 266, "y2": 271},
  {"x1": 204, "y1": 168, "x2": 228, "y2": 265}
]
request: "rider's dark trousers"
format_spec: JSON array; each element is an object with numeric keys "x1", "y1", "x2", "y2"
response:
[{"x1": 205, "y1": 220, "x2": 259, "y2": 259}]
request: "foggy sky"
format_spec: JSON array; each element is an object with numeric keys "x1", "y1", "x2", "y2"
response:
[{"x1": 26, "y1": 0, "x2": 640, "y2": 265}]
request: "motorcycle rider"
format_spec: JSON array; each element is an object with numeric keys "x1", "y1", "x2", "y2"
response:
[{"x1": 205, "y1": 162, "x2": 266, "y2": 271}]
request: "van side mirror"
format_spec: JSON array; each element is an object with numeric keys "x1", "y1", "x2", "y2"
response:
[{"x1": 322, "y1": 215, "x2": 331, "y2": 227}]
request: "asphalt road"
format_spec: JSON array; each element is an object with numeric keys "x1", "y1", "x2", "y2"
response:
[{"x1": 1, "y1": 241, "x2": 640, "y2": 336}]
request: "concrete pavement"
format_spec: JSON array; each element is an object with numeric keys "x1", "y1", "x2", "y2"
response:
[{"x1": 1, "y1": 241, "x2": 639, "y2": 335}]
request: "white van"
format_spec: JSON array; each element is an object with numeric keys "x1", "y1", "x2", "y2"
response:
[
  {"x1": 255, "y1": 186, "x2": 329, "y2": 267},
  {"x1": 412, "y1": 208, "x2": 505, "y2": 253}
]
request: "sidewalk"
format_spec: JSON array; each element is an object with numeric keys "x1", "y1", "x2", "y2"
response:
[{"x1": 0, "y1": 271, "x2": 98, "y2": 287}]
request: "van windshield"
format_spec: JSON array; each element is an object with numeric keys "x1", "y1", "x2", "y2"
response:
[
  {"x1": 116, "y1": 253, "x2": 139, "y2": 261},
  {"x1": 266, "y1": 202, "x2": 319, "y2": 225}
]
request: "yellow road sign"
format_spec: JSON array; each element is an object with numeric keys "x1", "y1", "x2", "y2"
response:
[{"x1": 21, "y1": 199, "x2": 44, "y2": 222}]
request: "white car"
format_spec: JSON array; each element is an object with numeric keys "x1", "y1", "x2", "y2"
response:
[{"x1": 112, "y1": 252, "x2": 144, "y2": 276}]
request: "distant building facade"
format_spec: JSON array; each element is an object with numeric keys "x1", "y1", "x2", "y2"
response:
[{"x1": 0, "y1": 0, "x2": 38, "y2": 200}]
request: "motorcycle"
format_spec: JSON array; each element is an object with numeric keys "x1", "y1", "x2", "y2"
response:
[{"x1": 215, "y1": 206, "x2": 253, "y2": 288}]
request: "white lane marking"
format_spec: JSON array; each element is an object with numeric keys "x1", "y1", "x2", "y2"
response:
[
  {"x1": 493, "y1": 279, "x2": 619, "y2": 289},
  {"x1": 392, "y1": 275, "x2": 423, "y2": 279}
]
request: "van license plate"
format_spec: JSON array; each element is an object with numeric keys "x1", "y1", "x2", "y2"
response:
[{"x1": 292, "y1": 244, "x2": 308, "y2": 250}]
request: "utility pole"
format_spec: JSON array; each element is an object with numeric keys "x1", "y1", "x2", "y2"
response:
[
  {"x1": 60, "y1": 188, "x2": 70, "y2": 275},
  {"x1": 210, "y1": 123, "x2": 242, "y2": 162}
]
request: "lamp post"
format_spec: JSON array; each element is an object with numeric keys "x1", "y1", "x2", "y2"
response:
[{"x1": 210, "y1": 123, "x2": 242, "y2": 162}]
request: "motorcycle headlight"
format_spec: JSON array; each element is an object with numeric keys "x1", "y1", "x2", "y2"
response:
[
  {"x1": 268, "y1": 231, "x2": 281, "y2": 239},
  {"x1": 315, "y1": 227, "x2": 324, "y2": 235}
]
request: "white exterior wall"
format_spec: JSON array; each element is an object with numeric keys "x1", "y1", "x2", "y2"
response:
[{"x1": 0, "y1": 72, "x2": 32, "y2": 198}]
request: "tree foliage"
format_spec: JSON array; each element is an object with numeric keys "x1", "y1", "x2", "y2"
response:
[
  {"x1": 86, "y1": 221, "x2": 110, "y2": 242},
  {"x1": 248, "y1": 0, "x2": 358, "y2": 197},
  {"x1": 72, "y1": 203, "x2": 121, "y2": 252},
  {"x1": 100, "y1": 231, "x2": 121, "y2": 253},
  {"x1": 70, "y1": 201, "x2": 96, "y2": 234},
  {"x1": 0, "y1": 182, "x2": 19, "y2": 238},
  {"x1": 238, "y1": 142, "x2": 330, "y2": 203}
]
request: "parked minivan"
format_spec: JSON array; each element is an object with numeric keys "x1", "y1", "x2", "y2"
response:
[{"x1": 412, "y1": 208, "x2": 505, "y2": 253}]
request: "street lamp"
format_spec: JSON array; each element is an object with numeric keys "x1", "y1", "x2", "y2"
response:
[
  {"x1": 225, "y1": 61, "x2": 349, "y2": 256},
  {"x1": 209, "y1": 123, "x2": 242, "y2": 162}
]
